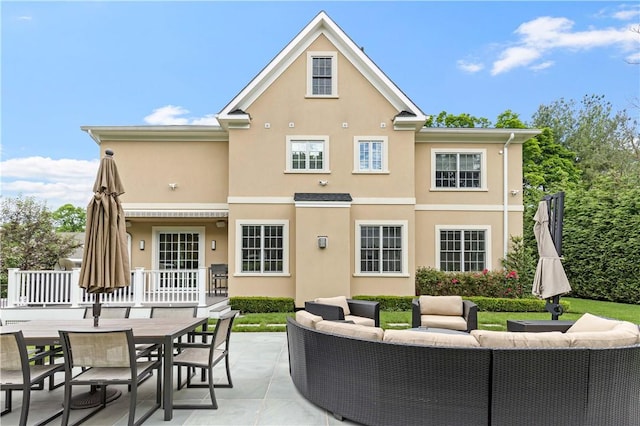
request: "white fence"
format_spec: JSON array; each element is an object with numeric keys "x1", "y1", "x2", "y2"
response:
[{"x1": 5, "y1": 267, "x2": 208, "y2": 308}]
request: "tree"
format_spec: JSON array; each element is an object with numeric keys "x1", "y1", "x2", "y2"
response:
[
  {"x1": 52, "y1": 204, "x2": 86, "y2": 232},
  {"x1": 425, "y1": 111, "x2": 491, "y2": 128},
  {"x1": 0, "y1": 196, "x2": 80, "y2": 274},
  {"x1": 532, "y1": 94, "x2": 639, "y2": 184}
]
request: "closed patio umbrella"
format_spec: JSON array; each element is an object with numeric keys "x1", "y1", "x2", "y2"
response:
[
  {"x1": 532, "y1": 201, "x2": 571, "y2": 300},
  {"x1": 79, "y1": 149, "x2": 130, "y2": 327}
]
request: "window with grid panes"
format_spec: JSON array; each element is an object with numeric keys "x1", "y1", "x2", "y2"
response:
[
  {"x1": 435, "y1": 153, "x2": 481, "y2": 188},
  {"x1": 359, "y1": 225, "x2": 402, "y2": 273},
  {"x1": 291, "y1": 140, "x2": 324, "y2": 170},
  {"x1": 358, "y1": 140, "x2": 383, "y2": 171},
  {"x1": 312, "y1": 57, "x2": 333, "y2": 95},
  {"x1": 439, "y1": 229, "x2": 486, "y2": 271},
  {"x1": 241, "y1": 225, "x2": 284, "y2": 273}
]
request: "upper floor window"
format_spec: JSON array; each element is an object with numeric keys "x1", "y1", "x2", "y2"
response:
[
  {"x1": 353, "y1": 137, "x2": 388, "y2": 173},
  {"x1": 436, "y1": 226, "x2": 491, "y2": 272},
  {"x1": 236, "y1": 220, "x2": 289, "y2": 275},
  {"x1": 431, "y1": 149, "x2": 486, "y2": 190},
  {"x1": 356, "y1": 220, "x2": 408, "y2": 275},
  {"x1": 286, "y1": 136, "x2": 329, "y2": 173},
  {"x1": 307, "y1": 52, "x2": 337, "y2": 97}
]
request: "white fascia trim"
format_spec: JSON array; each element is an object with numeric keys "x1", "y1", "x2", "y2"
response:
[
  {"x1": 218, "y1": 12, "x2": 426, "y2": 120},
  {"x1": 123, "y1": 203, "x2": 229, "y2": 218},
  {"x1": 416, "y1": 204, "x2": 524, "y2": 212},
  {"x1": 294, "y1": 202, "x2": 351, "y2": 208}
]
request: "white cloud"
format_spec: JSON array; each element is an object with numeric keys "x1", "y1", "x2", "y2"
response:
[
  {"x1": 1, "y1": 157, "x2": 99, "y2": 209},
  {"x1": 144, "y1": 105, "x2": 219, "y2": 125},
  {"x1": 466, "y1": 12, "x2": 640, "y2": 76},
  {"x1": 17, "y1": 16, "x2": 32, "y2": 21},
  {"x1": 456, "y1": 60, "x2": 484, "y2": 73}
]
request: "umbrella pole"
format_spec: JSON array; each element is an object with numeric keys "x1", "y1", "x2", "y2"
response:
[{"x1": 93, "y1": 294, "x2": 101, "y2": 327}]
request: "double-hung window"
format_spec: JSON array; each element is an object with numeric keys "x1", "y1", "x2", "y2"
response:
[
  {"x1": 307, "y1": 52, "x2": 337, "y2": 97},
  {"x1": 353, "y1": 137, "x2": 388, "y2": 173},
  {"x1": 237, "y1": 221, "x2": 289, "y2": 275},
  {"x1": 432, "y1": 149, "x2": 486, "y2": 190},
  {"x1": 436, "y1": 226, "x2": 491, "y2": 272},
  {"x1": 286, "y1": 136, "x2": 329, "y2": 173},
  {"x1": 356, "y1": 221, "x2": 408, "y2": 275}
]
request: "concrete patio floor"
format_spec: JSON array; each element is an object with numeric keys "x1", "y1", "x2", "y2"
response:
[{"x1": 1, "y1": 332, "x2": 360, "y2": 426}]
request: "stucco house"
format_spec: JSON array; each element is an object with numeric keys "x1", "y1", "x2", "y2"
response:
[{"x1": 80, "y1": 12, "x2": 539, "y2": 308}]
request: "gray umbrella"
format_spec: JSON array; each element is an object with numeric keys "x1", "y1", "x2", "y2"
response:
[
  {"x1": 78, "y1": 149, "x2": 130, "y2": 327},
  {"x1": 532, "y1": 201, "x2": 571, "y2": 299}
]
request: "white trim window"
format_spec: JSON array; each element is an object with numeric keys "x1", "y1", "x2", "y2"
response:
[
  {"x1": 236, "y1": 220, "x2": 289, "y2": 275},
  {"x1": 436, "y1": 225, "x2": 491, "y2": 272},
  {"x1": 356, "y1": 220, "x2": 408, "y2": 275},
  {"x1": 306, "y1": 51, "x2": 338, "y2": 97},
  {"x1": 286, "y1": 136, "x2": 329, "y2": 173},
  {"x1": 353, "y1": 137, "x2": 388, "y2": 173},
  {"x1": 152, "y1": 226, "x2": 205, "y2": 270},
  {"x1": 431, "y1": 149, "x2": 486, "y2": 190}
]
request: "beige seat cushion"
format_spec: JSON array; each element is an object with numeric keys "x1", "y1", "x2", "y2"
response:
[
  {"x1": 345, "y1": 315, "x2": 375, "y2": 327},
  {"x1": 421, "y1": 315, "x2": 468, "y2": 331},
  {"x1": 295, "y1": 310, "x2": 323, "y2": 329},
  {"x1": 315, "y1": 320, "x2": 383, "y2": 341},
  {"x1": 471, "y1": 330, "x2": 571, "y2": 348},
  {"x1": 384, "y1": 329, "x2": 479, "y2": 348},
  {"x1": 419, "y1": 295, "x2": 463, "y2": 316},
  {"x1": 566, "y1": 313, "x2": 620, "y2": 333},
  {"x1": 315, "y1": 296, "x2": 351, "y2": 316},
  {"x1": 568, "y1": 322, "x2": 640, "y2": 348}
]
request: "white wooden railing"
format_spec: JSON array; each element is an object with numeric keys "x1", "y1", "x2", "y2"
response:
[{"x1": 5, "y1": 267, "x2": 208, "y2": 308}]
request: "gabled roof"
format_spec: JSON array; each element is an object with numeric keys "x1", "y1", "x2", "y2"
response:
[{"x1": 217, "y1": 11, "x2": 427, "y2": 130}]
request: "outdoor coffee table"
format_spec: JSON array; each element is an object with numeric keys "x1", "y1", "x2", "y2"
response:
[{"x1": 506, "y1": 319, "x2": 574, "y2": 332}]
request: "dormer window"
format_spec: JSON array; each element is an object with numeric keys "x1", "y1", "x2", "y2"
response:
[{"x1": 307, "y1": 52, "x2": 337, "y2": 97}]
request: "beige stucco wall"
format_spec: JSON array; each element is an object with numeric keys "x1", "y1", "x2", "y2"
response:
[
  {"x1": 227, "y1": 34, "x2": 415, "y2": 200},
  {"x1": 294, "y1": 205, "x2": 351, "y2": 306},
  {"x1": 97, "y1": 140, "x2": 229, "y2": 204}
]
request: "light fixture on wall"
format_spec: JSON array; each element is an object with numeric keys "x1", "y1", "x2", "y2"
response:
[
  {"x1": 168, "y1": 183, "x2": 178, "y2": 190},
  {"x1": 139, "y1": 240, "x2": 145, "y2": 250},
  {"x1": 216, "y1": 220, "x2": 226, "y2": 228},
  {"x1": 211, "y1": 240, "x2": 217, "y2": 251},
  {"x1": 510, "y1": 189, "x2": 521, "y2": 196},
  {"x1": 317, "y1": 236, "x2": 328, "y2": 249}
]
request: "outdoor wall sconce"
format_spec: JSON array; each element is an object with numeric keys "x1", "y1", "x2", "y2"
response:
[
  {"x1": 139, "y1": 240, "x2": 145, "y2": 250},
  {"x1": 317, "y1": 236, "x2": 328, "y2": 249},
  {"x1": 169, "y1": 183, "x2": 178, "y2": 190},
  {"x1": 211, "y1": 240, "x2": 217, "y2": 250},
  {"x1": 216, "y1": 220, "x2": 226, "y2": 228}
]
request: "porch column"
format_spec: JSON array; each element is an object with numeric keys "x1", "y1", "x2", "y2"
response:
[
  {"x1": 6, "y1": 268, "x2": 18, "y2": 308},
  {"x1": 134, "y1": 267, "x2": 145, "y2": 307},
  {"x1": 198, "y1": 267, "x2": 207, "y2": 306},
  {"x1": 70, "y1": 268, "x2": 81, "y2": 307}
]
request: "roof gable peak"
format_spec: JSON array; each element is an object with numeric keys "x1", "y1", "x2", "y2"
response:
[{"x1": 217, "y1": 11, "x2": 426, "y2": 130}]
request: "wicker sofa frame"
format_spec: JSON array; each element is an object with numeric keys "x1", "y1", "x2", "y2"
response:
[
  {"x1": 304, "y1": 299, "x2": 380, "y2": 327},
  {"x1": 286, "y1": 317, "x2": 640, "y2": 426},
  {"x1": 411, "y1": 297, "x2": 478, "y2": 332}
]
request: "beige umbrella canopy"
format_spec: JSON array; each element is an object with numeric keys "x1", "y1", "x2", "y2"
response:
[
  {"x1": 79, "y1": 149, "x2": 130, "y2": 326},
  {"x1": 532, "y1": 201, "x2": 571, "y2": 300}
]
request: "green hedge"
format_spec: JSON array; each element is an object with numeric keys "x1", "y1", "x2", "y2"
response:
[
  {"x1": 354, "y1": 295, "x2": 569, "y2": 313},
  {"x1": 229, "y1": 297, "x2": 294, "y2": 313}
]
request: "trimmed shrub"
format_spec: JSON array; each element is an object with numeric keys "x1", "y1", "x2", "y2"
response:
[
  {"x1": 415, "y1": 267, "x2": 525, "y2": 298},
  {"x1": 230, "y1": 297, "x2": 294, "y2": 313}
]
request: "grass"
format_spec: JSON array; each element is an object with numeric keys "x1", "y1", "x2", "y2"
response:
[{"x1": 224, "y1": 297, "x2": 640, "y2": 332}]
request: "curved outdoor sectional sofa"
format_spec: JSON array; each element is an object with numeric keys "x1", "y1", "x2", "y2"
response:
[{"x1": 286, "y1": 312, "x2": 640, "y2": 426}]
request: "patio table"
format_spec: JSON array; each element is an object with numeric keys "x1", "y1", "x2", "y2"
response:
[{"x1": 0, "y1": 316, "x2": 208, "y2": 421}]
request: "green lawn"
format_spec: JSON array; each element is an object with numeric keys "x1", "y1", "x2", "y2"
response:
[{"x1": 226, "y1": 297, "x2": 639, "y2": 332}]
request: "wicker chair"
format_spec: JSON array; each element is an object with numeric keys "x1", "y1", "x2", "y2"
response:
[
  {"x1": 412, "y1": 295, "x2": 478, "y2": 332},
  {"x1": 171, "y1": 310, "x2": 238, "y2": 410},
  {"x1": 1, "y1": 330, "x2": 65, "y2": 426},
  {"x1": 58, "y1": 328, "x2": 161, "y2": 426},
  {"x1": 305, "y1": 296, "x2": 380, "y2": 327}
]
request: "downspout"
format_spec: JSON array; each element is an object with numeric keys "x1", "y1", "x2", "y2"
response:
[{"x1": 503, "y1": 132, "x2": 515, "y2": 259}]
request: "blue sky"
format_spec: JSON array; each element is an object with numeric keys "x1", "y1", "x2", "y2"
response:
[{"x1": 2, "y1": 1, "x2": 639, "y2": 209}]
